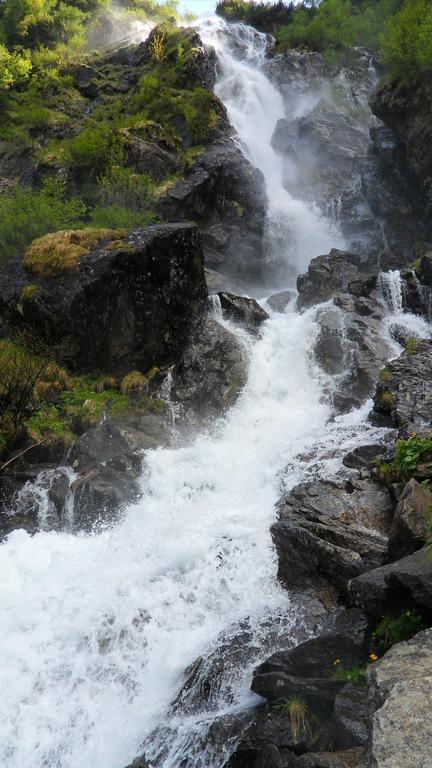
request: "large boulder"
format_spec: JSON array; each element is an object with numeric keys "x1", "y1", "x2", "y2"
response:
[
  {"x1": 0, "y1": 224, "x2": 207, "y2": 375},
  {"x1": 272, "y1": 479, "x2": 393, "y2": 602},
  {"x1": 297, "y1": 250, "x2": 376, "y2": 309},
  {"x1": 349, "y1": 548, "x2": 432, "y2": 617},
  {"x1": 218, "y1": 292, "x2": 269, "y2": 332},
  {"x1": 365, "y1": 628, "x2": 432, "y2": 768}
]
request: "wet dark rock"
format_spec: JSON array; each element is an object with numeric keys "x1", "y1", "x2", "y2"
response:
[
  {"x1": 0, "y1": 224, "x2": 207, "y2": 376},
  {"x1": 332, "y1": 685, "x2": 369, "y2": 749},
  {"x1": 419, "y1": 251, "x2": 432, "y2": 288},
  {"x1": 316, "y1": 292, "x2": 393, "y2": 413},
  {"x1": 272, "y1": 479, "x2": 393, "y2": 602},
  {"x1": 400, "y1": 268, "x2": 432, "y2": 317},
  {"x1": 251, "y1": 610, "x2": 368, "y2": 745},
  {"x1": 297, "y1": 250, "x2": 375, "y2": 309},
  {"x1": 388, "y1": 478, "x2": 431, "y2": 560},
  {"x1": 342, "y1": 444, "x2": 386, "y2": 471},
  {"x1": 371, "y1": 74, "x2": 432, "y2": 212},
  {"x1": 267, "y1": 290, "x2": 296, "y2": 313},
  {"x1": 365, "y1": 628, "x2": 432, "y2": 768},
  {"x1": 172, "y1": 316, "x2": 247, "y2": 425},
  {"x1": 314, "y1": 307, "x2": 346, "y2": 376},
  {"x1": 68, "y1": 422, "x2": 142, "y2": 530},
  {"x1": 349, "y1": 547, "x2": 432, "y2": 616},
  {"x1": 48, "y1": 471, "x2": 70, "y2": 515},
  {"x1": 372, "y1": 339, "x2": 432, "y2": 431},
  {"x1": 218, "y1": 292, "x2": 269, "y2": 331},
  {"x1": 158, "y1": 140, "x2": 267, "y2": 279}
]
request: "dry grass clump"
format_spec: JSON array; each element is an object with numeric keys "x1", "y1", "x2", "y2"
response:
[
  {"x1": 121, "y1": 370, "x2": 149, "y2": 397},
  {"x1": 24, "y1": 228, "x2": 127, "y2": 278}
]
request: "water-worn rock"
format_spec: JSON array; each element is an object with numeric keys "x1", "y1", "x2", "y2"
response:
[
  {"x1": 365, "y1": 628, "x2": 432, "y2": 768},
  {"x1": 387, "y1": 478, "x2": 431, "y2": 560},
  {"x1": 251, "y1": 610, "x2": 368, "y2": 751},
  {"x1": 272, "y1": 479, "x2": 392, "y2": 602},
  {"x1": 218, "y1": 292, "x2": 269, "y2": 332},
  {"x1": 172, "y1": 315, "x2": 247, "y2": 425},
  {"x1": 267, "y1": 290, "x2": 296, "y2": 313},
  {"x1": 342, "y1": 445, "x2": 386, "y2": 472},
  {"x1": 350, "y1": 547, "x2": 432, "y2": 616},
  {"x1": 68, "y1": 422, "x2": 142, "y2": 530},
  {"x1": 297, "y1": 250, "x2": 373, "y2": 309},
  {"x1": 159, "y1": 140, "x2": 266, "y2": 279},
  {"x1": 372, "y1": 339, "x2": 432, "y2": 431},
  {"x1": 0, "y1": 224, "x2": 208, "y2": 376}
]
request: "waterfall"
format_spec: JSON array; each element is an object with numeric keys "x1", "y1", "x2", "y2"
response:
[
  {"x1": 0, "y1": 16, "x2": 429, "y2": 768},
  {"x1": 198, "y1": 17, "x2": 344, "y2": 280}
]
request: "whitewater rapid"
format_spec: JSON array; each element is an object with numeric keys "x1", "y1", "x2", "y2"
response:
[{"x1": 0, "y1": 16, "x2": 431, "y2": 768}]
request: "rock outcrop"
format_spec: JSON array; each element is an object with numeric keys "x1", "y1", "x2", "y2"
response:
[
  {"x1": 272, "y1": 479, "x2": 392, "y2": 603},
  {"x1": 159, "y1": 140, "x2": 267, "y2": 279},
  {"x1": 372, "y1": 339, "x2": 432, "y2": 430},
  {"x1": 0, "y1": 223, "x2": 207, "y2": 375},
  {"x1": 365, "y1": 628, "x2": 432, "y2": 768}
]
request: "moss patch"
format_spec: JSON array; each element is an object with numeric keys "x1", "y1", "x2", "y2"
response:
[{"x1": 24, "y1": 228, "x2": 127, "y2": 278}]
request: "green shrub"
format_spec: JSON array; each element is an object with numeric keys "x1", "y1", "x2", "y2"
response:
[
  {"x1": 89, "y1": 204, "x2": 159, "y2": 228},
  {"x1": 216, "y1": 1, "x2": 294, "y2": 32},
  {"x1": 0, "y1": 177, "x2": 86, "y2": 265},
  {"x1": 373, "y1": 609, "x2": 425, "y2": 650},
  {"x1": 97, "y1": 166, "x2": 156, "y2": 213},
  {"x1": 65, "y1": 123, "x2": 121, "y2": 177},
  {"x1": 333, "y1": 663, "x2": 367, "y2": 687}
]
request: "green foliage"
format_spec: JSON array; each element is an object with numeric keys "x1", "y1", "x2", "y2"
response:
[
  {"x1": 0, "y1": 44, "x2": 32, "y2": 90},
  {"x1": 96, "y1": 166, "x2": 156, "y2": 213},
  {"x1": 383, "y1": 0, "x2": 432, "y2": 81},
  {"x1": 373, "y1": 609, "x2": 426, "y2": 650},
  {"x1": 89, "y1": 204, "x2": 159, "y2": 228},
  {"x1": 216, "y1": 0, "x2": 295, "y2": 33},
  {"x1": 0, "y1": 333, "x2": 52, "y2": 447},
  {"x1": 65, "y1": 122, "x2": 121, "y2": 177},
  {"x1": 0, "y1": 177, "x2": 86, "y2": 265},
  {"x1": 393, "y1": 434, "x2": 432, "y2": 478},
  {"x1": 334, "y1": 663, "x2": 367, "y2": 687}
]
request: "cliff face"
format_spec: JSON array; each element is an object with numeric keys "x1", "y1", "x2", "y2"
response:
[{"x1": 371, "y1": 75, "x2": 432, "y2": 216}]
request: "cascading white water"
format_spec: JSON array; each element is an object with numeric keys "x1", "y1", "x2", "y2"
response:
[
  {"x1": 0, "y1": 17, "x2": 431, "y2": 768},
  {"x1": 198, "y1": 17, "x2": 344, "y2": 279}
]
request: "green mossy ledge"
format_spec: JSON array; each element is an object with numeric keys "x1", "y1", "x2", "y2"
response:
[{"x1": 0, "y1": 223, "x2": 208, "y2": 376}]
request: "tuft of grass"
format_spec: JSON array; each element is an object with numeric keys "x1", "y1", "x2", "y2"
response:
[
  {"x1": 333, "y1": 662, "x2": 367, "y2": 687},
  {"x1": 273, "y1": 697, "x2": 310, "y2": 741},
  {"x1": 121, "y1": 371, "x2": 149, "y2": 397},
  {"x1": 20, "y1": 284, "x2": 39, "y2": 301},
  {"x1": 24, "y1": 228, "x2": 126, "y2": 278}
]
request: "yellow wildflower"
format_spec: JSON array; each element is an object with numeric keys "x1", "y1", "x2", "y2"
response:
[{"x1": 369, "y1": 652, "x2": 379, "y2": 662}]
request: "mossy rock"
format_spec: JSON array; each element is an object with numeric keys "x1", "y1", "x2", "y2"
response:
[{"x1": 24, "y1": 228, "x2": 127, "y2": 278}]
